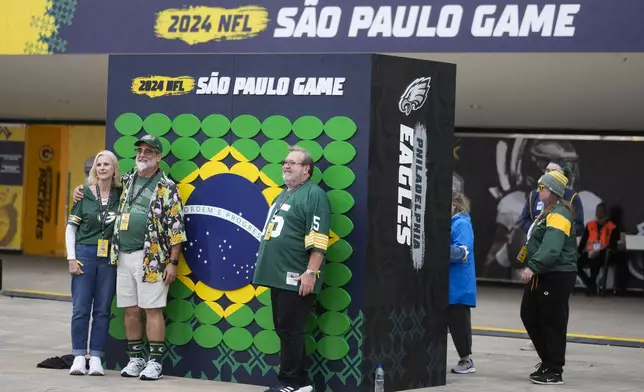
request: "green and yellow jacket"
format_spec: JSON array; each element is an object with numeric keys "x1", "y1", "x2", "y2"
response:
[{"x1": 525, "y1": 203, "x2": 578, "y2": 275}]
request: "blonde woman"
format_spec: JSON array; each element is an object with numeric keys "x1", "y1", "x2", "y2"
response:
[
  {"x1": 66, "y1": 150, "x2": 122, "y2": 376},
  {"x1": 448, "y1": 190, "x2": 477, "y2": 374}
]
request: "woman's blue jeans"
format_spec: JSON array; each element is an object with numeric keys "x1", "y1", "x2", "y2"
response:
[{"x1": 70, "y1": 244, "x2": 116, "y2": 357}]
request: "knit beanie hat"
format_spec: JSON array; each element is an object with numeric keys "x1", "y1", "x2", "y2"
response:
[{"x1": 538, "y1": 169, "x2": 568, "y2": 198}]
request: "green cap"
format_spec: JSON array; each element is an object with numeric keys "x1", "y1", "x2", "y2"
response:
[{"x1": 134, "y1": 134, "x2": 163, "y2": 154}]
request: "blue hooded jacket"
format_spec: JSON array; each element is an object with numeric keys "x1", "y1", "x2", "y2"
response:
[{"x1": 449, "y1": 213, "x2": 477, "y2": 307}]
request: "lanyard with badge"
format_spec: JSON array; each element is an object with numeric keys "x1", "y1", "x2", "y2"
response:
[
  {"x1": 517, "y1": 214, "x2": 545, "y2": 263},
  {"x1": 96, "y1": 184, "x2": 113, "y2": 257},
  {"x1": 264, "y1": 180, "x2": 307, "y2": 240},
  {"x1": 120, "y1": 170, "x2": 158, "y2": 231}
]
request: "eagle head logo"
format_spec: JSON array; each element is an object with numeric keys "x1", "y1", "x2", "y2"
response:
[{"x1": 398, "y1": 77, "x2": 432, "y2": 116}]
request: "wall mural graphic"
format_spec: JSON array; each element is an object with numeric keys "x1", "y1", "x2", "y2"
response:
[{"x1": 454, "y1": 134, "x2": 644, "y2": 290}]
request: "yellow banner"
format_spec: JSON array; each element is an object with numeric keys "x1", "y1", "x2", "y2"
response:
[
  {"x1": 0, "y1": 186, "x2": 23, "y2": 250},
  {"x1": 22, "y1": 125, "x2": 69, "y2": 256},
  {"x1": 67, "y1": 125, "x2": 106, "y2": 213},
  {"x1": 0, "y1": 124, "x2": 26, "y2": 250}
]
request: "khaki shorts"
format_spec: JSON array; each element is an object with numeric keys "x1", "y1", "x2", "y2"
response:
[{"x1": 116, "y1": 250, "x2": 169, "y2": 309}]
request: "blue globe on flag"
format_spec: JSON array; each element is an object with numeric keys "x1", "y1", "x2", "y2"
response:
[{"x1": 183, "y1": 173, "x2": 270, "y2": 291}]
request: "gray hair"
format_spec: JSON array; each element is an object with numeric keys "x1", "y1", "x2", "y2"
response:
[{"x1": 288, "y1": 145, "x2": 314, "y2": 176}]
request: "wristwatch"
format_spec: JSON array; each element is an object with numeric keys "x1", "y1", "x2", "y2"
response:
[
  {"x1": 170, "y1": 259, "x2": 179, "y2": 265},
  {"x1": 305, "y1": 269, "x2": 317, "y2": 277}
]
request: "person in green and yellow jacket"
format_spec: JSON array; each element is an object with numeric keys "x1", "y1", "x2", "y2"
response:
[{"x1": 518, "y1": 169, "x2": 578, "y2": 386}]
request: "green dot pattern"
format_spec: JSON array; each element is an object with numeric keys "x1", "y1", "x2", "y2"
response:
[
  {"x1": 172, "y1": 113, "x2": 201, "y2": 137},
  {"x1": 253, "y1": 330, "x2": 280, "y2": 354},
  {"x1": 194, "y1": 302, "x2": 222, "y2": 324},
  {"x1": 159, "y1": 137, "x2": 171, "y2": 158},
  {"x1": 254, "y1": 306, "x2": 275, "y2": 330},
  {"x1": 293, "y1": 116, "x2": 324, "y2": 140},
  {"x1": 110, "y1": 113, "x2": 360, "y2": 362},
  {"x1": 170, "y1": 160, "x2": 199, "y2": 183},
  {"x1": 231, "y1": 114, "x2": 261, "y2": 138},
  {"x1": 166, "y1": 299, "x2": 194, "y2": 322},
  {"x1": 262, "y1": 115, "x2": 292, "y2": 139},
  {"x1": 325, "y1": 116, "x2": 357, "y2": 141},
  {"x1": 226, "y1": 305, "x2": 254, "y2": 328},
  {"x1": 311, "y1": 166, "x2": 323, "y2": 184},
  {"x1": 166, "y1": 322, "x2": 193, "y2": 346},
  {"x1": 115, "y1": 113, "x2": 143, "y2": 136},
  {"x1": 143, "y1": 113, "x2": 172, "y2": 136},
  {"x1": 202, "y1": 114, "x2": 230, "y2": 138},
  {"x1": 261, "y1": 140, "x2": 289, "y2": 163},
  {"x1": 113, "y1": 135, "x2": 138, "y2": 158},
  {"x1": 172, "y1": 137, "x2": 201, "y2": 160},
  {"x1": 232, "y1": 139, "x2": 260, "y2": 162},
  {"x1": 296, "y1": 140, "x2": 323, "y2": 162},
  {"x1": 323, "y1": 165, "x2": 356, "y2": 190},
  {"x1": 194, "y1": 325, "x2": 222, "y2": 348},
  {"x1": 326, "y1": 239, "x2": 353, "y2": 263},
  {"x1": 261, "y1": 164, "x2": 285, "y2": 187},
  {"x1": 159, "y1": 160, "x2": 170, "y2": 175},
  {"x1": 118, "y1": 158, "x2": 135, "y2": 174},
  {"x1": 223, "y1": 328, "x2": 253, "y2": 351},
  {"x1": 168, "y1": 277, "x2": 193, "y2": 299},
  {"x1": 324, "y1": 141, "x2": 357, "y2": 165},
  {"x1": 201, "y1": 138, "x2": 229, "y2": 160}
]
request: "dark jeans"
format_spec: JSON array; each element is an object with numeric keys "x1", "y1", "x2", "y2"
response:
[
  {"x1": 271, "y1": 287, "x2": 316, "y2": 387},
  {"x1": 71, "y1": 244, "x2": 116, "y2": 357},
  {"x1": 520, "y1": 271, "x2": 576, "y2": 374},
  {"x1": 577, "y1": 251, "x2": 606, "y2": 292},
  {"x1": 447, "y1": 304, "x2": 472, "y2": 359}
]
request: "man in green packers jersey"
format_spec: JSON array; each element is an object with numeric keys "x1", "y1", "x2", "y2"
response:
[
  {"x1": 73, "y1": 134, "x2": 187, "y2": 381},
  {"x1": 253, "y1": 146, "x2": 331, "y2": 392}
]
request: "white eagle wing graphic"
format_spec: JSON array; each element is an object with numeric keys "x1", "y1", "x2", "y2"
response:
[{"x1": 398, "y1": 77, "x2": 432, "y2": 116}]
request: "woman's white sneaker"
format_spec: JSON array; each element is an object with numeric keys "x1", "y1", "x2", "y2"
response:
[
  {"x1": 88, "y1": 356, "x2": 104, "y2": 376},
  {"x1": 69, "y1": 356, "x2": 87, "y2": 375}
]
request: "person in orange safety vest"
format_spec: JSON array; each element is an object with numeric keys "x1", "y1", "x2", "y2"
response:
[{"x1": 577, "y1": 203, "x2": 618, "y2": 295}]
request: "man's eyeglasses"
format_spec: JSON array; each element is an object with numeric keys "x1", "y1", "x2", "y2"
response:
[
  {"x1": 135, "y1": 147, "x2": 159, "y2": 156},
  {"x1": 281, "y1": 160, "x2": 304, "y2": 167}
]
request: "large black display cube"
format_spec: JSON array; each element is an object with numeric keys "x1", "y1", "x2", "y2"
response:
[{"x1": 104, "y1": 53, "x2": 456, "y2": 392}]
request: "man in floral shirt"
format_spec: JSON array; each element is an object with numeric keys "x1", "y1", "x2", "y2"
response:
[{"x1": 73, "y1": 134, "x2": 186, "y2": 381}]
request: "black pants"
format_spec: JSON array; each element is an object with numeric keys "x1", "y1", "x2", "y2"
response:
[
  {"x1": 271, "y1": 287, "x2": 316, "y2": 387},
  {"x1": 447, "y1": 304, "x2": 472, "y2": 359},
  {"x1": 577, "y1": 251, "x2": 606, "y2": 292},
  {"x1": 520, "y1": 272, "x2": 576, "y2": 374}
]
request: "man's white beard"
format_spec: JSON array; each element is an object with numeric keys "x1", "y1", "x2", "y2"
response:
[
  {"x1": 283, "y1": 172, "x2": 296, "y2": 187},
  {"x1": 136, "y1": 160, "x2": 150, "y2": 172}
]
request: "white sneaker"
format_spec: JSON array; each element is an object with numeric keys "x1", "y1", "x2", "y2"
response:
[
  {"x1": 120, "y1": 357, "x2": 147, "y2": 377},
  {"x1": 139, "y1": 359, "x2": 163, "y2": 381},
  {"x1": 69, "y1": 355, "x2": 87, "y2": 375},
  {"x1": 521, "y1": 341, "x2": 536, "y2": 351},
  {"x1": 296, "y1": 386, "x2": 314, "y2": 392},
  {"x1": 88, "y1": 356, "x2": 104, "y2": 376}
]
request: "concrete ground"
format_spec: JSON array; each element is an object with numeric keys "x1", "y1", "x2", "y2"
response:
[
  {"x1": 1, "y1": 296, "x2": 643, "y2": 392},
  {"x1": 2, "y1": 254, "x2": 644, "y2": 391}
]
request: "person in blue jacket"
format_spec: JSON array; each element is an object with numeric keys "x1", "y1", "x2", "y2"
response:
[{"x1": 448, "y1": 190, "x2": 477, "y2": 374}]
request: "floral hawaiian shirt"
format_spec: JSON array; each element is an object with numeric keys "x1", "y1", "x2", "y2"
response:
[{"x1": 110, "y1": 169, "x2": 187, "y2": 283}]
